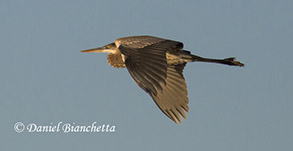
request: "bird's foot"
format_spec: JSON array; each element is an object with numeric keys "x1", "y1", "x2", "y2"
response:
[{"x1": 224, "y1": 57, "x2": 244, "y2": 67}]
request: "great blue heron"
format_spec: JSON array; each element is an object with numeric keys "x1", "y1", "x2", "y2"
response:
[{"x1": 81, "y1": 35, "x2": 244, "y2": 124}]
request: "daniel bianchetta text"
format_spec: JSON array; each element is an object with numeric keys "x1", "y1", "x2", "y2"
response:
[{"x1": 15, "y1": 122, "x2": 116, "y2": 133}]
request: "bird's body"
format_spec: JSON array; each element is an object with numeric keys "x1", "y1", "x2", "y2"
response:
[{"x1": 81, "y1": 35, "x2": 244, "y2": 124}]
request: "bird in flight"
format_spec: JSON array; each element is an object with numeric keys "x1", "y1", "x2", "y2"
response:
[{"x1": 81, "y1": 35, "x2": 244, "y2": 124}]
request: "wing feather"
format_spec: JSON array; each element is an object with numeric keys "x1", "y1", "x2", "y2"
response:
[
  {"x1": 115, "y1": 35, "x2": 167, "y2": 48},
  {"x1": 118, "y1": 36, "x2": 189, "y2": 123},
  {"x1": 151, "y1": 64, "x2": 189, "y2": 123}
]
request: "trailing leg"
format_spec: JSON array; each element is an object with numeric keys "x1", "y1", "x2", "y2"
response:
[{"x1": 191, "y1": 54, "x2": 244, "y2": 67}]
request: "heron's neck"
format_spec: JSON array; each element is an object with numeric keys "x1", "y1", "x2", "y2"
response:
[{"x1": 107, "y1": 53, "x2": 126, "y2": 68}]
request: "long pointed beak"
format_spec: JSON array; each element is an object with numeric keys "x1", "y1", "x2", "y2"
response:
[{"x1": 80, "y1": 47, "x2": 104, "y2": 53}]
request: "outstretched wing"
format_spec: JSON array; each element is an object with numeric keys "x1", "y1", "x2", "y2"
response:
[
  {"x1": 117, "y1": 36, "x2": 188, "y2": 123},
  {"x1": 115, "y1": 35, "x2": 168, "y2": 49},
  {"x1": 150, "y1": 63, "x2": 188, "y2": 124}
]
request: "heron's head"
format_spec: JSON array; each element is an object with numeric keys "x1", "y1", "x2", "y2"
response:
[{"x1": 81, "y1": 42, "x2": 117, "y2": 54}]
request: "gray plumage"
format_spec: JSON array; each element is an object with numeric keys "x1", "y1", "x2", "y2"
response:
[{"x1": 81, "y1": 35, "x2": 244, "y2": 124}]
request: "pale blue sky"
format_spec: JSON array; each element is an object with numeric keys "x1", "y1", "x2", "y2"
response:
[{"x1": 1, "y1": 0, "x2": 292, "y2": 150}]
